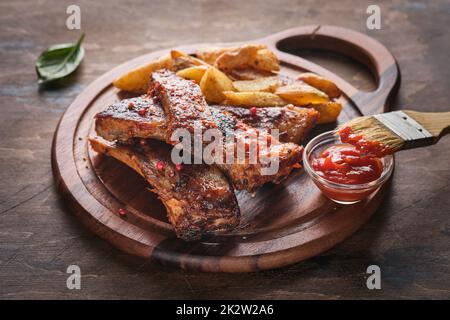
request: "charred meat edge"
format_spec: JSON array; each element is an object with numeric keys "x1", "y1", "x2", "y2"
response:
[
  {"x1": 89, "y1": 137, "x2": 240, "y2": 241},
  {"x1": 96, "y1": 95, "x2": 318, "y2": 144}
]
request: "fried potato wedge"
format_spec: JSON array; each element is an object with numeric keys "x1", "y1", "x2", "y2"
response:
[
  {"x1": 171, "y1": 57, "x2": 198, "y2": 71},
  {"x1": 222, "y1": 91, "x2": 287, "y2": 107},
  {"x1": 298, "y1": 73, "x2": 341, "y2": 99},
  {"x1": 197, "y1": 46, "x2": 279, "y2": 73},
  {"x1": 228, "y1": 67, "x2": 275, "y2": 80},
  {"x1": 275, "y1": 82, "x2": 329, "y2": 106},
  {"x1": 214, "y1": 44, "x2": 281, "y2": 73},
  {"x1": 196, "y1": 47, "x2": 235, "y2": 64},
  {"x1": 232, "y1": 76, "x2": 280, "y2": 93},
  {"x1": 215, "y1": 44, "x2": 266, "y2": 72},
  {"x1": 176, "y1": 65, "x2": 208, "y2": 84},
  {"x1": 311, "y1": 102, "x2": 343, "y2": 124},
  {"x1": 112, "y1": 54, "x2": 173, "y2": 93},
  {"x1": 170, "y1": 49, "x2": 209, "y2": 67},
  {"x1": 251, "y1": 49, "x2": 280, "y2": 72},
  {"x1": 200, "y1": 67, "x2": 235, "y2": 104}
]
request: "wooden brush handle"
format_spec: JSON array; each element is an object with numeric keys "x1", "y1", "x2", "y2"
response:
[{"x1": 405, "y1": 110, "x2": 450, "y2": 142}]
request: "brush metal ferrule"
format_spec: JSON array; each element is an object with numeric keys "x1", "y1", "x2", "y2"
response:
[{"x1": 373, "y1": 111, "x2": 433, "y2": 150}]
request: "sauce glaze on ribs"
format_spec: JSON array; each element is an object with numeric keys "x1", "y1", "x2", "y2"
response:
[
  {"x1": 95, "y1": 97, "x2": 318, "y2": 145},
  {"x1": 209, "y1": 108, "x2": 303, "y2": 190},
  {"x1": 145, "y1": 70, "x2": 304, "y2": 190},
  {"x1": 89, "y1": 137, "x2": 240, "y2": 241},
  {"x1": 95, "y1": 95, "x2": 166, "y2": 142},
  {"x1": 213, "y1": 105, "x2": 319, "y2": 144},
  {"x1": 149, "y1": 69, "x2": 217, "y2": 143}
]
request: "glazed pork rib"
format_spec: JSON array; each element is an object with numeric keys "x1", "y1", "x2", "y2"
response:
[
  {"x1": 96, "y1": 98, "x2": 310, "y2": 190},
  {"x1": 89, "y1": 137, "x2": 240, "y2": 241},
  {"x1": 147, "y1": 70, "x2": 303, "y2": 190},
  {"x1": 213, "y1": 105, "x2": 319, "y2": 144},
  {"x1": 96, "y1": 70, "x2": 313, "y2": 191},
  {"x1": 95, "y1": 96, "x2": 318, "y2": 144},
  {"x1": 95, "y1": 95, "x2": 167, "y2": 142},
  {"x1": 209, "y1": 109, "x2": 303, "y2": 190},
  {"x1": 149, "y1": 69, "x2": 217, "y2": 143}
]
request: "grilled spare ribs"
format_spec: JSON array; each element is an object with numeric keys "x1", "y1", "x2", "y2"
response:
[
  {"x1": 95, "y1": 95, "x2": 167, "y2": 142},
  {"x1": 151, "y1": 70, "x2": 302, "y2": 190},
  {"x1": 209, "y1": 109, "x2": 303, "y2": 190},
  {"x1": 96, "y1": 96, "x2": 318, "y2": 144},
  {"x1": 96, "y1": 70, "x2": 309, "y2": 191},
  {"x1": 214, "y1": 105, "x2": 318, "y2": 144},
  {"x1": 97, "y1": 99, "x2": 306, "y2": 190},
  {"x1": 149, "y1": 69, "x2": 217, "y2": 143},
  {"x1": 89, "y1": 137, "x2": 240, "y2": 241}
]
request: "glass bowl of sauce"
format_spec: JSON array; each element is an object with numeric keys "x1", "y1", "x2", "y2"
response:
[{"x1": 303, "y1": 130, "x2": 394, "y2": 204}]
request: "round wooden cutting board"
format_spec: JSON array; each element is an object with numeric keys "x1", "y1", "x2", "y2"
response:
[{"x1": 52, "y1": 25, "x2": 399, "y2": 272}]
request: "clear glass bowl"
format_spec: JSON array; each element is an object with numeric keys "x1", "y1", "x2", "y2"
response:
[{"x1": 303, "y1": 130, "x2": 394, "y2": 204}]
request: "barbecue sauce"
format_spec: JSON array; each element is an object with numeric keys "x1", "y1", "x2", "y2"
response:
[
  {"x1": 339, "y1": 126, "x2": 392, "y2": 157},
  {"x1": 311, "y1": 144, "x2": 383, "y2": 185}
]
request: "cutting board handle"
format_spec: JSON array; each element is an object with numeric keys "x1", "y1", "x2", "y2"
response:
[{"x1": 259, "y1": 25, "x2": 400, "y2": 115}]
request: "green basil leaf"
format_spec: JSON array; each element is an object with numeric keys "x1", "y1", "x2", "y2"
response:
[{"x1": 36, "y1": 33, "x2": 85, "y2": 84}]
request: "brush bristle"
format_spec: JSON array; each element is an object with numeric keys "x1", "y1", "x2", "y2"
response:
[{"x1": 344, "y1": 116, "x2": 405, "y2": 151}]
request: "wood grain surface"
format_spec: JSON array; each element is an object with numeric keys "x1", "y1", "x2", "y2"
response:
[{"x1": 1, "y1": 0, "x2": 449, "y2": 298}]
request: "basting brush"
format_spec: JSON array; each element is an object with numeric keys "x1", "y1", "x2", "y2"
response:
[{"x1": 340, "y1": 110, "x2": 450, "y2": 154}]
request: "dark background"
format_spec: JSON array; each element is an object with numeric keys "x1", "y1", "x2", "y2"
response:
[{"x1": 1, "y1": 0, "x2": 449, "y2": 299}]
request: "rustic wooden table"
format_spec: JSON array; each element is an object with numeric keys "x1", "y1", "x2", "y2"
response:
[{"x1": 1, "y1": 0, "x2": 449, "y2": 299}]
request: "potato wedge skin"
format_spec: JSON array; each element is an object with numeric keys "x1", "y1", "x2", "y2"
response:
[
  {"x1": 232, "y1": 76, "x2": 280, "y2": 92},
  {"x1": 196, "y1": 46, "x2": 279, "y2": 73},
  {"x1": 200, "y1": 67, "x2": 235, "y2": 104},
  {"x1": 112, "y1": 55, "x2": 173, "y2": 93},
  {"x1": 251, "y1": 49, "x2": 280, "y2": 72},
  {"x1": 214, "y1": 44, "x2": 266, "y2": 72},
  {"x1": 311, "y1": 102, "x2": 343, "y2": 124},
  {"x1": 298, "y1": 73, "x2": 341, "y2": 99},
  {"x1": 275, "y1": 83, "x2": 329, "y2": 106},
  {"x1": 176, "y1": 66, "x2": 208, "y2": 84},
  {"x1": 170, "y1": 49, "x2": 209, "y2": 67},
  {"x1": 196, "y1": 47, "x2": 235, "y2": 64},
  {"x1": 222, "y1": 91, "x2": 287, "y2": 107},
  {"x1": 228, "y1": 68, "x2": 275, "y2": 80}
]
